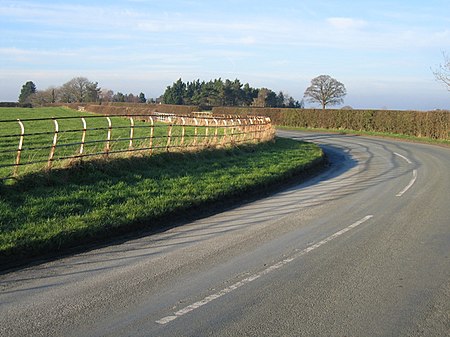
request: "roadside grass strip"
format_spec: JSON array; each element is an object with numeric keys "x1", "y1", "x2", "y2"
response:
[{"x1": 0, "y1": 136, "x2": 324, "y2": 263}]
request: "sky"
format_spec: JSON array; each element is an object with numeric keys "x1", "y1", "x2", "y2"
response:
[{"x1": 0, "y1": 0, "x2": 449, "y2": 110}]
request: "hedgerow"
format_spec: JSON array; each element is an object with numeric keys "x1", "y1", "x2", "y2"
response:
[{"x1": 212, "y1": 107, "x2": 450, "y2": 140}]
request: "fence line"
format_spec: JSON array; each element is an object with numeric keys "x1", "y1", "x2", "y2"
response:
[{"x1": 0, "y1": 113, "x2": 273, "y2": 179}]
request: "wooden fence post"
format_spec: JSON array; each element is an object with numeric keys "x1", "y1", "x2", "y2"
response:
[
  {"x1": 213, "y1": 118, "x2": 218, "y2": 144},
  {"x1": 230, "y1": 119, "x2": 235, "y2": 144},
  {"x1": 47, "y1": 118, "x2": 59, "y2": 169},
  {"x1": 149, "y1": 116, "x2": 154, "y2": 155},
  {"x1": 193, "y1": 118, "x2": 198, "y2": 146},
  {"x1": 105, "y1": 117, "x2": 112, "y2": 156},
  {"x1": 129, "y1": 117, "x2": 135, "y2": 150},
  {"x1": 204, "y1": 118, "x2": 209, "y2": 144},
  {"x1": 222, "y1": 119, "x2": 228, "y2": 145},
  {"x1": 181, "y1": 117, "x2": 186, "y2": 146},
  {"x1": 79, "y1": 117, "x2": 87, "y2": 155},
  {"x1": 237, "y1": 119, "x2": 242, "y2": 142},
  {"x1": 14, "y1": 119, "x2": 25, "y2": 176},
  {"x1": 166, "y1": 117, "x2": 173, "y2": 151}
]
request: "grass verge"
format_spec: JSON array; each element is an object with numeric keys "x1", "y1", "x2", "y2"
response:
[
  {"x1": 0, "y1": 137, "x2": 324, "y2": 268},
  {"x1": 276, "y1": 126, "x2": 450, "y2": 146}
]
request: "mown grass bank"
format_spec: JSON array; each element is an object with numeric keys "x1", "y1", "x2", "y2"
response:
[{"x1": 0, "y1": 138, "x2": 324, "y2": 267}]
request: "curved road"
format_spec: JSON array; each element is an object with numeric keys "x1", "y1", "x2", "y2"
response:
[{"x1": 1, "y1": 131, "x2": 449, "y2": 336}]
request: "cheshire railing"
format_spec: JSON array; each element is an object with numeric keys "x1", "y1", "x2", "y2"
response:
[{"x1": 0, "y1": 113, "x2": 273, "y2": 179}]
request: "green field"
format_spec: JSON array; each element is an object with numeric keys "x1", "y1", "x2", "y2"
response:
[
  {"x1": 0, "y1": 107, "x2": 324, "y2": 265},
  {"x1": 0, "y1": 107, "x2": 236, "y2": 179}
]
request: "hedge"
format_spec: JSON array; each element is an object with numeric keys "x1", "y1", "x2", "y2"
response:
[
  {"x1": 0, "y1": 102, "x2": 33, "y2": 108},
  {"x1": 46, "y1": 103, "x2": 201, "y2": 116},
  {"x1": 212, "y1": 107, "x2": 450, "y2": 140}
]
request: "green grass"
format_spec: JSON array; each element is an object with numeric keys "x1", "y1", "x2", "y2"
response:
[
  {"x1": 0, "y1": 107, "x2": 235, "y2": 179},
  {"x1": 0, "y1": 135, "x2": 324, "y2": 264}
]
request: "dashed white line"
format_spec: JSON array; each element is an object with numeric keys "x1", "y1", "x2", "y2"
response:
[
  {"x1": 394, "y1": 152, "x2": 417, "y2": 197},
  {"x1": 394, "y1": 152, "x2": 412, "y2": 164},
  {"x1": 396, "y1": 169, "x2": 418, "y2": 197},
  {"x1": 156, "y1": 215, "x2": 374, "y2": 325}
]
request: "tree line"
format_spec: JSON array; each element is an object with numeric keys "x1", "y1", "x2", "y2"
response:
[
  {"x1": 18, "y1": 74, "x2": 353, "y2": 109},
  {"x1": 14, "y1": 50, "x2": 450, "y2": 110},
  {"x1": 162, "y1": 78, "x2": 304, "y2": 108},
  {"x1": 18, "y1": 77, "x2": 149, "y2": 105}
]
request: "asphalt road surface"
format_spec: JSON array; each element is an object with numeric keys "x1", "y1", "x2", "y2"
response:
[{"x1": 1, "y1": 131, "x2": 449, "y2": 337}]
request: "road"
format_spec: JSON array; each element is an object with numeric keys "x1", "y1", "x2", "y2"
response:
[{"x1": 1, "y1": 131, "x2": 449, "y2": 337}]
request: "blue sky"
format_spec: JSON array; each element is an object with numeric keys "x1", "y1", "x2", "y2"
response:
[{"x1": 1, "y1": 0, "x2": 449, "y2": 109}]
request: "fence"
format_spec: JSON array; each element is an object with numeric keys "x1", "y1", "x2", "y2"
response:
[{"x1": 0, "y1": 113, "x2": 273, "y2": 179}]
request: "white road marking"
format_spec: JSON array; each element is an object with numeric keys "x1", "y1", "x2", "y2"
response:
[
  {"x1": 396, "y1": 169, "x2": 418, "y2": 197},
  {"x1": 394, "y1": 152, "x2": 412, "y2": 164},
  {"x1": 156, "y1": 215, "x2": 374, "y2": 325},
  {"x1": 394, "y1": 152, "x2": 417, "y2": 197}
]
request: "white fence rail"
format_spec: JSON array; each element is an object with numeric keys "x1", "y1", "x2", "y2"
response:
[{"x1": 0, "y1": 113, "x2": 273, "y2": 179}]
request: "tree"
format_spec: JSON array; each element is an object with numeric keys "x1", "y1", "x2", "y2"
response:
[
  {"x1": 59, "y1": 77, "x2": 100, "y2": 103},
  {"x1": 276, "y1": 91, "x2": 286, "y2": 107},
  {"x1": 139, "y1": 92, "x2": 146, "y2": 103},
  {"x1": 162, "y1": 77, "x2": 302, "y2": 107},
  {"x1": 163, "y1": 78, "x2": 185, "y2": 104},
  {"x1": 265, "y1": 90, "x2": 278, "y2": 107},
  {"x1": 185, "y1": 80, "x2": 201, "y2": 105},
  {"x1": 199, "y1": 80, "x2": 221, "y2": 106},
  {"x1": 242, "y1": 83, "x2": 258, "y2": 106},
  {"x1": 85, "y1": 81, "x2": 101, "y2": 102},
  {"x1": 223, "y1": 79, "x2": 234, "y2": 106},
  {"x1": 32, "y1": 87, "x2": 58, "y2": 105},
  {"x1": 100, "y1": 89, "x2": 114, "y2": 103},
  {"x1": 113, "y1": 92, "x2": 126, "y2": 102},
  {"x1": 125, "y1": 93, "x2": 139, "y2": 103},
  {"x1": 231, "y1": 79, "x2": 243, "y2": 106},
  {"x1": 303, "y1": 75, "x2": 346, "y2": 109},
  {"x1": 19, "y1": 81, "x2": 36, "y2": 104},
  {"x1": 252, "y1": 88, "x2": 269, "y2": 107},
  {"x1": 287, "y1": 97, "x2": 304, "y2": 108},
  {"x1": 433, "y1": 52, "x2": 450, "y2": 91}
]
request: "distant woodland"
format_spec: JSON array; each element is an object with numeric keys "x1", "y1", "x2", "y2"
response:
[{"x1": 162, "y1": 78, "x2": 303, "y2": 108}]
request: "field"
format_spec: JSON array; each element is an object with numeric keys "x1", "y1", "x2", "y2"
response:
[
  {"x1": 0, "y1": 107, "x2": 324, "y2": 265},
  {"x1": 0, "y1": 107, "x2": 271, "y2": 179}
]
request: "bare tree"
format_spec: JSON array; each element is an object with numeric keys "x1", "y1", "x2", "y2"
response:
[
  {"x1": 433, "y1": 52, "x2": 450, "y2": 91},
  {"x1": 59, "y1": 77, "x2": 100, "y2": 103},
  {"x1": 32, "y1": 87, "x2": 58, "y2": 105},
  {"x1": 304, "y1": 75, "x2": 346, "y2": 109},
  {"x1": 100, "y1": 89, "x2": 114, "y2": 103}
]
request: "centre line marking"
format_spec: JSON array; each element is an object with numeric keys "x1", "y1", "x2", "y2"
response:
[
  {"x1": 156, "y1": 215, "x2": 374, "y2": 325},
  {"x1": 394, "y1": 152, "x2": 412, "y2": 164},
  {"x1": 394, "y1": 152, "x2": 417, "y2": 197},
  {"x1": 396, "y1": 169, "x2": 418, "y2": 197}
]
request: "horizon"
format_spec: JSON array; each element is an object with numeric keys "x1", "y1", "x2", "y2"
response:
[{"x1": 1, "y1": 0, "x2": 449, "y2": 110}]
